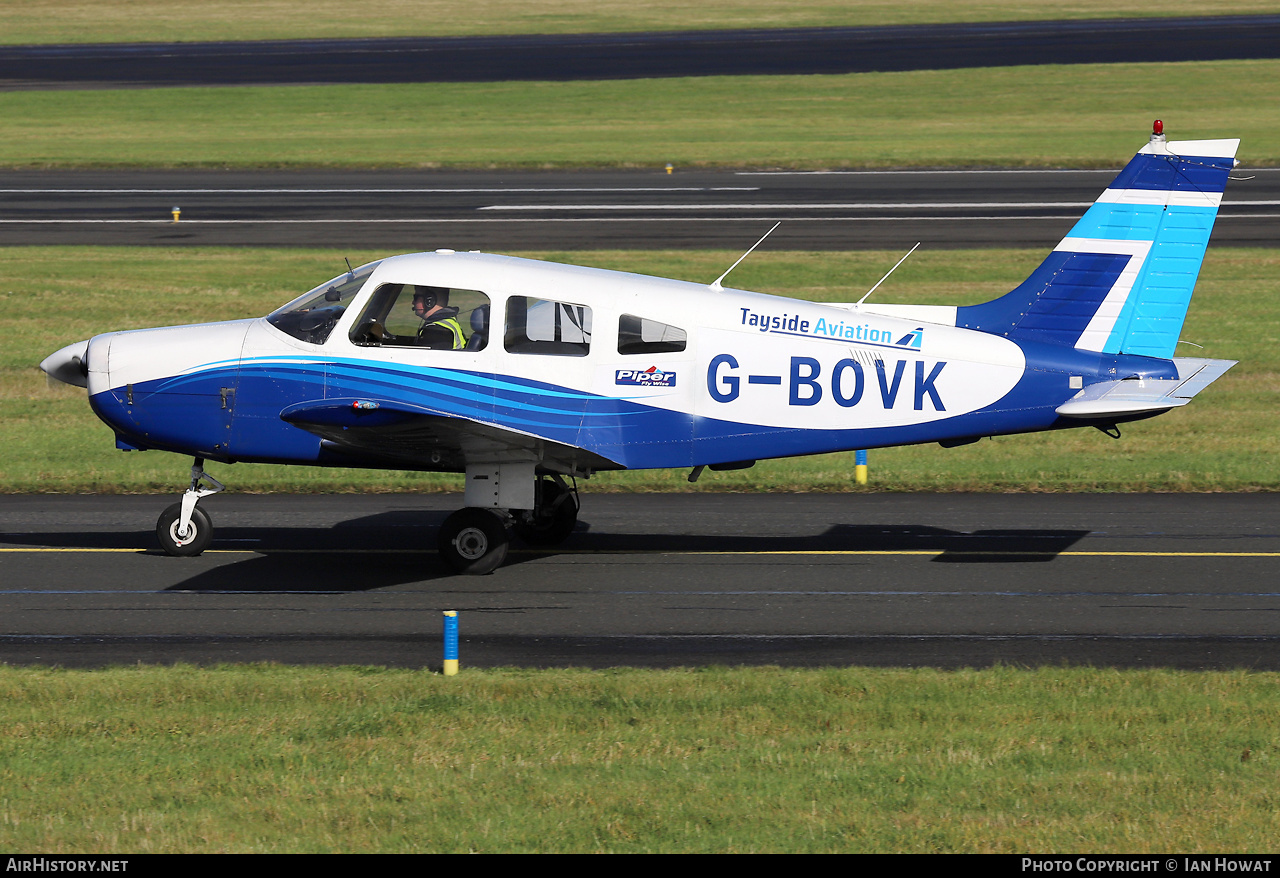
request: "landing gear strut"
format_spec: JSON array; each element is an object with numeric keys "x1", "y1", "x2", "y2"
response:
[
  {"x1": 513, "y1": 474, "x2": 578, "y2": 546},
  {"x1": 438, "y1": 472, "x2": 581, "y2": 575},
  {"x1": 156, "y1": 458, "x2": 224, "y2": 556}
]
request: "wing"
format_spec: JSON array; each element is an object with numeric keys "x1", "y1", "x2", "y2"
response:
[
  {"x1": 1055, "y1": 358, "x2": 1237, "y2": 419},
  {"x1": 280, "y1": 397, "x2": 621, "y2": 473}
]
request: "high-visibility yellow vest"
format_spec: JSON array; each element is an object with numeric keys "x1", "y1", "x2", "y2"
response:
[
  {"x1": 439, "y1": 317, "x2": 465, "y2": 350},
  {"x1": 418, "y1": 316, "x2": 466, "y2": 349}
]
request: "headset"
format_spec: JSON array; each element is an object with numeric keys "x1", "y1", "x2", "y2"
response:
[{"x1": 412, "y1": 286, "x2": 449, "y2": 311}]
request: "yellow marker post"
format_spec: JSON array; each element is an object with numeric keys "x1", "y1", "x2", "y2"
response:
[
  {"x1": 855, "y1": 449, "x2": 868, "y2": 485},
  {"x1": 171, "y1": 206, "x2": 181, "y2": 222},
  {"x1": 665, "y1": 163, "x2": 673, "y2": 175},
  {"x1": 443, "y1": 610, "x2": 459, "y2": 676}
]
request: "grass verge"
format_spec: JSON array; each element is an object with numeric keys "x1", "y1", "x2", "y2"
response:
[
  {"x1": 3, "y1": 61, "x2": 1279, "y2": 168},
  {"x1": 3, "y1": 1, "x2": 1277, "y2": 45},
  {"x1": 4, "y1": 246, "x2": 1276, "y2": 494},
  {"x1": 1, "y1": 665, "x2": 1277, "y2": 853}
]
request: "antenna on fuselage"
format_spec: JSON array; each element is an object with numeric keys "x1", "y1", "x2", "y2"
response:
[
  {"x1": 856, "y1": 242, "x2": 921, "y2": 306},
  {"x1": 710, "y1": 222, "x2": 781, "y2": 291},
  {"x1": 344, "y1": 257, "x2": 354, "y2": 276}
]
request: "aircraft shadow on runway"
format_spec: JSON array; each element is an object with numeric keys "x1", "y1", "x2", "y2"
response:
[{"x1": 3, "y1": 509, "x2": 1091, "y2": 593}]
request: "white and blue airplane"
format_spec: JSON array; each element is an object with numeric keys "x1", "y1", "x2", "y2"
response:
[{"x1": 42, "y1": 123, "x2": 1240, "y2": 573}]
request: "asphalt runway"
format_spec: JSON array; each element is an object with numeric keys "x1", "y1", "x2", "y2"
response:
[
  {"x1": 3, "y1": 167, "x2": 1277, "y2": 250},
  {"x1": 2, "y1": 493, "x2": 1278, "y2": 670},
  {"x1": 2, "y1": 16, "x2": 1278, "y2": 89}
]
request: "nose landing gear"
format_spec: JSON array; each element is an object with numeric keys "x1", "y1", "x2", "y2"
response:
[{"x1": 156, "y1": 458, "x2": 224, "y2": 557}]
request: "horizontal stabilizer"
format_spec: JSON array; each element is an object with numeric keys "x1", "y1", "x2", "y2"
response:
[{"x1": 1055, "y1": 357, "x2": 1236, "y2": 419}]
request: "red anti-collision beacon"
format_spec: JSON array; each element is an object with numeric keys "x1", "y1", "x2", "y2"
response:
[{"x1": 1153, "y1": 119, "x2": 1164, "y2": 136}]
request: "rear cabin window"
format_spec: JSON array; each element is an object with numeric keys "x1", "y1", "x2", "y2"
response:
[
  {"x1": 504, "y1": 297, "x2": 592, "y2": 357},
  {"x1": 618, "y1": 314, "x2": 687, "y2": 355},
  {"x1": 349, "y1": 284, "x2": 491, "y2": 351}
]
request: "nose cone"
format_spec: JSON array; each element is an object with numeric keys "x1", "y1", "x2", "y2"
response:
[{"x1": 40, "y1": 339, "x2": 90, "y2": 388}]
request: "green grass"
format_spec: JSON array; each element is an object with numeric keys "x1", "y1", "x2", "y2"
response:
[
  {"x1": 3, "y1": 60, "x2": 1278, "y2": 169},
  {"x1": 3, "y1": 0, "x2": 1276, "y2": 44},
  {"x1": 1, "y1": 665, "x2": 1277, "y2": 852},
  {"x1": 4, "y1": 246, "x2": 1276, "y2": 494}
]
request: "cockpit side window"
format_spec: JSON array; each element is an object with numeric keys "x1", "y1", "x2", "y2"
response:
[
  {"x1": 266, "y1": 262, "x2": 379, "y2": 345},
  {"x1": 504, "y1": 297, "x2": 592, "y2": 357},
  {"x1": 618, "y1": 314, "x2": 687, "y2": 355},
  {"x1": 349, "y1": 284, "x2": 490, "y2": 351}
]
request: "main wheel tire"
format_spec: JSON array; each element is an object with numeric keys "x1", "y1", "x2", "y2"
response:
[
  {"x1": 156, "y1": 502, "x2": 213, "y2": 557},
  {"x1": 512, "y1": 479, "x2": 578, "y2": 546},
  {"x1": 438, "y1": 508, "x2": 510, "y2": 575}
]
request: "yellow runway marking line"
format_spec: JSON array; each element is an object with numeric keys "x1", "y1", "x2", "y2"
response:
[
  {"x1": 3, "y1": 548, "x2": 1280, "y2": 558},
  {"x1": 0, "y1": 548, "x2": 426, "y2": 554},
  {"x1": 548, "y1": 550, "x2": 1280, "y2": 558},
  {"x1": 0, "y1": 548, "x2": 259, "y2": 553},
  {"x1": 639, "y1": 550, "x2": 1280, "y2": 558}
]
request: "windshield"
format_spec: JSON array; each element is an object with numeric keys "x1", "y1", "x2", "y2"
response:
[{"x1": 266, "y1": 261, "x2": 381, "y2": 344}]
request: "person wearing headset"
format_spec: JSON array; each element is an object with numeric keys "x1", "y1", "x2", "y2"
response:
[{"x1": 411, "y1": 286, "x2": 466, "y2": 350}]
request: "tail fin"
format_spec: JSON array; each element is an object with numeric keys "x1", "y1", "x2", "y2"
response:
[{"x1": 958, "y1": 125, "x2": 1239, "y2": 359}]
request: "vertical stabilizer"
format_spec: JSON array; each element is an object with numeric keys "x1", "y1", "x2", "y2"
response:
[{"x1": 958, "y1": 123, "x2": 1238, "y2": 359}]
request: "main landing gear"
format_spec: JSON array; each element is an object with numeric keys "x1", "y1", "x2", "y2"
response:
[
  {"x1": 152, "y1": 460, "x2": 580, "y2": 574},
  {"x1": 155, "y1": 458, "x2": 224, "y2": 557},
  {"x1": 437, "y1": 474, "x2": 579, "y2": 575}
]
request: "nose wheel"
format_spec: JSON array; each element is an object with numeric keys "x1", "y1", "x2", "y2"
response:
[
  {"x1": 156, "y1": 458, "x2": 224, "y2": 557},
  {"x1": 156, "y1": 503, "x2": 213, "y2": 556}
]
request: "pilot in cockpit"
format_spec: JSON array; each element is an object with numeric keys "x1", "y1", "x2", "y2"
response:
[{"x1": 411, "y1": 286, "x2": 465, "y2": 350}]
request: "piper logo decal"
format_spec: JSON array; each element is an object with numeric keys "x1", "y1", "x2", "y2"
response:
[{"x1": 616, "y1": 367, "x2": 677, "y2": 388}]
